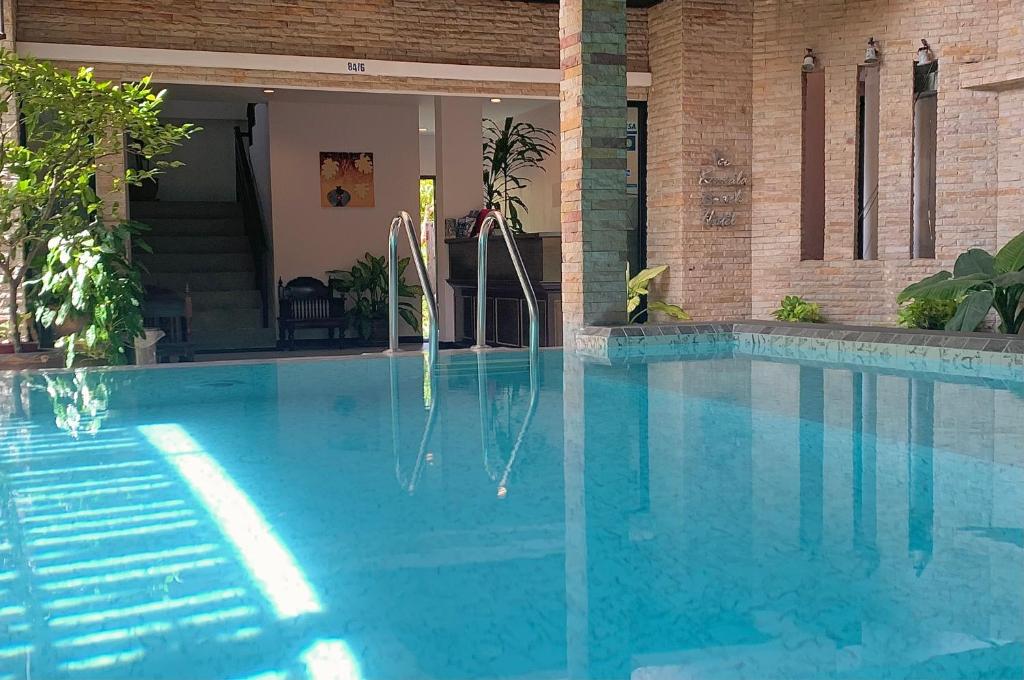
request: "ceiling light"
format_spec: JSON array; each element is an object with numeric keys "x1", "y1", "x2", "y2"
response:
[
  {"x1": 418, "y1": 127, "x2": 428, "y2": 133},
  {"x1": 490, "y1": 97, "x2": 502, "y2": 103}
]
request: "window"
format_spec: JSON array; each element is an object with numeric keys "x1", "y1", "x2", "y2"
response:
[
  {"x1": 855, "y1": 66, "x2": 880, "y2": 260},
  {"x1": 911, "y1": 61, "x2": 938, "y2": 258},
  {"x1": 801, "y1": 71, "x2": 826, "y2": 261}
]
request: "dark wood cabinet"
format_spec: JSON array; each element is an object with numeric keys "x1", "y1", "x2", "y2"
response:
[{"x1": 447, "y1": 232, "x2": 562, "y2": 348}]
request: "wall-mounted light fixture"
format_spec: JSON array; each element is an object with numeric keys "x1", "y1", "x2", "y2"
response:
[
  {"x1": 490, "y1": 98, "x2": 502, "y2": 103},
  {"x1": 801, "y1": 48, "x2": 817, "y2": 73},
  {"x1": 263, "y1": 88, "x2": 275, "y2": 94},
  {"x1": 916, "y1": 39, "x2": 934, "y2": 65},
  {"x1": 864, "y1": 37, "x2": 880, "y2": 65}
]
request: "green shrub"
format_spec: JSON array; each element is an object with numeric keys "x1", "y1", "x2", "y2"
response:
[
  {"x1": 772, "y1": 295, "x2": 824, "y2": 323},
  {"x1": 898, "y1": 231, "x2": 1024, "y2": 333},
  {"x1": 897, "y1": 298, "x2": 958, "y2": 330}
]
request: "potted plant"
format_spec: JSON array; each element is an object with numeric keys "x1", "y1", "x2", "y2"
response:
[
  {"x1": 898, "y1": 231, "x2": 1024, "y2": 333},
  {"x1": 0, "y1": 51, "x2": 194, "y2": 365},
  {"x1": 328, "y1": 252, "x2": 422, "y2": 342},
  {"x1": 483, "y1": 116, "x2": 556, "y2": 233}
]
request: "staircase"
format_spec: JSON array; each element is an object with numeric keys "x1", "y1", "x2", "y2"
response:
[{"x1": 133, "y1": 201, "x2": 276, "y2": 351}]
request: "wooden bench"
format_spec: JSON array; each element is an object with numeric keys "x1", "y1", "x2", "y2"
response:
[
  {"x1": 277, "y1": 277, "x2": 346, "y2": 349},
  {"x1": 142, "y1": 286, "x2": 195, "y2": 362}
]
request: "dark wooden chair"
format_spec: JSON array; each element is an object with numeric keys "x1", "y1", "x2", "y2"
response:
[
  {"x1": 278, "y1": 277, "x2": 346, "y2": 349},
  {"x1": 142, "y1": 286, "x2": 195, "y2": 362}
]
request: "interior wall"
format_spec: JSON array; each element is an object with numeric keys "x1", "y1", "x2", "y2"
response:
[
  {"x1": 268, "y1": 99, "x2": 420, "y2": 328},
  {"x1": 509, "y1": 101, "x2": 561, "y2": 233},
  {"x1": 250, "y1": 103, "x2": 273, "y2": 238},
  {"x1": 158, "y1": 117, "x2": 242, "y2": 202},
  {"x1": 435, "y1": 97, "x2": 484, "y2": 342},
  {"x1": 420, "y1": 133, "x2": 436, "y2": 177}
]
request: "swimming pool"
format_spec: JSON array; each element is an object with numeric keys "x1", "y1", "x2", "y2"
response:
[{"x1": 1, "y1": 346, "x2": 1022, "y2": 679}]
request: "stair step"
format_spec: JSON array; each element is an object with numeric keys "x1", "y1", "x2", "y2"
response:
[
  {"x1": 190, "y1": 289, "x2": 264, "y2": 311},
  {"x1": 191, "y1": 327, "x2": 278, "y2": 351},
  {"x1": 145, "y1": 235, "x2": 251, "y2": 254},
  {"x1": 138, "y1": 217, "x2": 244, "y2": 237},
  {"x1": 193, "y1": 307, "x2": 265, "y2": 331},
  {"x1": 143, "y1": 271, "x2": 256, "y2": 292},
  {"x1": 132, "y1": 201, "x2": 242, "y2": 219},
  {"x1": 139, "y1": 252, "x2": 254, "y2": 274}
]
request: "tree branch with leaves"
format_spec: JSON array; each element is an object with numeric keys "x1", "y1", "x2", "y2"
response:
[{"x1": 0, "y1": 50, "x2": 194, "y2": 361}]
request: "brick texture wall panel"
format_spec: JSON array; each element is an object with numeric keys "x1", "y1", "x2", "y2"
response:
[
  {"x1": 749, "y1": 0, "x2": 1008, "y2": 324},
  {"x1": 647, "y1": 0, "x2": 752, "y2": 320},
  {"x1": 17, "y1": 0, "x2": 649, "y2": 72}
]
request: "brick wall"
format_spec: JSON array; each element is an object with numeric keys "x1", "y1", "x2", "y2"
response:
[
  {"x1": 647, "y1": 0, "x2": 1020, "y2": 325},
  {"x1": 647, "y1": 0, "x2": 752, "y2": 320},
  {"x1": 749, "y1": 0, "x2": 1012, "y2": 324},
  {"x1": 17, "y1": 0, "x2": 649, "y2": 73}
]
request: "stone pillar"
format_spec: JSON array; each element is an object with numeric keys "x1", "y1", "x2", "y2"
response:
[{"x1": 560, "y1": 0, "x2": 629, "y2": 341}]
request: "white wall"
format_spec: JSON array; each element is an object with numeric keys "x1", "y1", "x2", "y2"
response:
[
  {"x1": 435, "y1": 97, "x2": 484, "y2": 341},
  {"x1": 419, "y1": 132, "x2": 436, "y2": 176},
  {"x1": 268, "y1": 99, "x2": 420, "y2": 327},
  {"x1": 505, "y1": 102, "x2": 560, "y2": 233},
  {"x1": 250, "y1": 103, "x2": 273, "y2": 240},
  {"x1": 159, "y1": 117, "x2": 242, "y2": 202}
]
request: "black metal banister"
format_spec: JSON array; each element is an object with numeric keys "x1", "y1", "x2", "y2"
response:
[{"x1": 234, "y1": 126, "x2": 270, "y2": 328}]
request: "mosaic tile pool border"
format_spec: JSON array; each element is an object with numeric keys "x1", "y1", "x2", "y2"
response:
[{"x1": 575, "y1": 321, "x2": 1024, "y2": 381}]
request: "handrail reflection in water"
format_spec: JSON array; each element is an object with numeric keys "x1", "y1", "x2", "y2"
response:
[
  {"x1": 392, "y1": 353, "x2": 439, "y2": 494},
  {"x1": 478, "y1": 351, "x2": 540, "y2": 499}
]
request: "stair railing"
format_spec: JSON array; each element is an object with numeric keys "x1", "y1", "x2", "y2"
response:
[{"x1": 233, "y1": 126, "x2": 271, "y2": 328}]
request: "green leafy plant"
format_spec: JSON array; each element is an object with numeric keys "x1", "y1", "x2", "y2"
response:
[
  {"x1": 34, "y1": 221, "x2": 147, "y2": 366},
  {"x1": 898, "y1": 232, "x2": 1024, "y2": 334},
  {"x1": 773, "y1": 295, "x2": 824, "y2": 323},
  {"x1": 897, "y1": 298, "x2": 958, "y2": 330},
  {"x1": 328, "y1": 252, "x2": 423, "y2": 340},
  {"x1": 0, "y1": 51, "x2": 194, "y2": 358},
  {"x1": 483, "y1": 116, "x2": 556, "y2": 233},
  {"x1": 627, "y1": 264, "x2": 691, "y2": 323}
]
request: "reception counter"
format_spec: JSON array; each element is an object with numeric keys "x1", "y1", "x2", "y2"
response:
[{"x1": 446, "y1": 231, "x2": 562, "y2": 347}]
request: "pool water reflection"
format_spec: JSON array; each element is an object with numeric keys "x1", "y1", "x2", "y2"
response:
[{"x1": 0, "y1": 348, "x2": 1021, "y2": 679}]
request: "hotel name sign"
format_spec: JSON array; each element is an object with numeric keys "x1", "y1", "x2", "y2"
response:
[{"x1": 698, "y1": 150, "x2": 746, "y2": 227}]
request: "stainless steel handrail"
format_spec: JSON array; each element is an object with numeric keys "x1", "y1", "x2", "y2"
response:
[
  {"x1": 472, "y1": 210, "x2": 540, "y2": 360},
  {"x1": 387, "y1": 210, "x2": 438, "y2": 366}
]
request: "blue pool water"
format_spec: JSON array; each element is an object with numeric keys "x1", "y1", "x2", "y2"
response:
[{"x1": 0, "y1": 347, "x2": 1022, "y2": 679}]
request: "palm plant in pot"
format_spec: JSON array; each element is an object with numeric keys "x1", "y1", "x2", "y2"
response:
[
  {"x1": 328, "y1": 252, "x2": 422, "y2": 342},
  {"x1": 483, "y1": 116, "x2": 556, "y2": 233}
]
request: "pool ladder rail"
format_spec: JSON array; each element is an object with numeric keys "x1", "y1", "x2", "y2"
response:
[
  {"x1": 385, "y1": 210, "x2": 439, "y2": 365},
  {"x1": 472, "y1": 210, "x2": 541, "y2": 363},
  {"x1": 384, "y1": 208, "x2": 539, "y2": 367}
]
